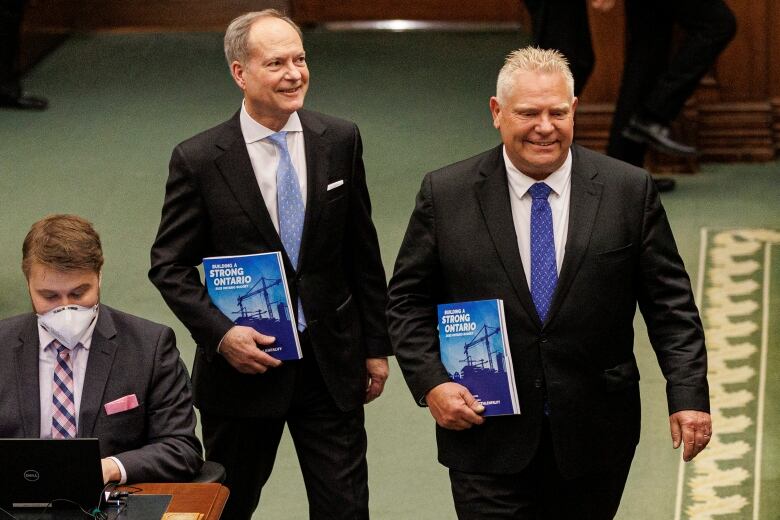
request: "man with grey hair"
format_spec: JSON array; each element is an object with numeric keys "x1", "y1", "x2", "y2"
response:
[
  {"x1": 388, "y1": 46, "x2": 711, "y2": 518},
  {"x1": 150, "y1": 9, "x2": 392, "y2": 519}
]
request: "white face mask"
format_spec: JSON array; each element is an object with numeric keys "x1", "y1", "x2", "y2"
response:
[{"x1": 37, "y1": 304, "x2": 98, "y2": 348}]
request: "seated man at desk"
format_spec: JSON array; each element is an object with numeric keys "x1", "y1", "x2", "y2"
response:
[{"x1": 0, "y1": 214, "x2": 203, "y2": 484}]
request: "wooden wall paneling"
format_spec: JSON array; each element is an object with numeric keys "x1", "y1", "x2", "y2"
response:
[
  {"x1": 769, "y1": 0, "x2": 780, "y2": 154},
  {"x1": 291, "y1": 0, "x2": 523, "y2": 24},
  {"x1": 579, "y1": 3, "x2": 624, "y2": 104},
  {"x1": 23, "y1": 0, "x2": 289, "y2": 32},
  {"x1": 715, "y1": 0, "x2": 768, "y2": 102},
  {"x1": 698, "y1": 102, "x2": 775, "y2": 161}
]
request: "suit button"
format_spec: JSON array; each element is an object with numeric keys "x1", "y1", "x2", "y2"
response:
[
  {"x1": 540, "y1": 337, "x2": 548, "y2": 344},
  {"x1": 534, "y1": 379, "x2": 543, "y2": 388}
]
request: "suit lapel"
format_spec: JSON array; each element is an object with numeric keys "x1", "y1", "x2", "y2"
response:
[
  {"x1": 78, "y1": 309, "x2": 118, "y2": 437},
  {"x1": 474, "y1": 147, "x2": 539, "y2": 325},
  {"x1": 547, "y1": 145, "x2": 603, "y2": 323},
  {"x1": 14, "y1": 316, "x2": 41, "y2": 437},
  {"x1": 214, "y1": 113, "x2": 286, "y2": 256},
  {"x1": 297, "y1": 110, "x2": 330, "y2": 273}
]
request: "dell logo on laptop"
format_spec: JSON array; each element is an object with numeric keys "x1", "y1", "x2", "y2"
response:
[{"x1": 23, "y1": 470, "x2": 40, "y2": 482}]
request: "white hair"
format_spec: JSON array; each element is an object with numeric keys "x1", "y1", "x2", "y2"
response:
[{"x1": 496, "y1": 47, "x2": 575, "y2": 103}]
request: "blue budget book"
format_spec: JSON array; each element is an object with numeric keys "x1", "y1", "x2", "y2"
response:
[
  {"x1": 437, "y1": 299, "x2": 520, "y2": 416},
  {"x1": 203, "y1": 252, "x2": 302, "y2": 360}
]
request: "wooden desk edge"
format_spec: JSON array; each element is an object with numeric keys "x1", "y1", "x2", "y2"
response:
[{"x1": 124, "y1": 482, "x2": 229, "y2": 520}]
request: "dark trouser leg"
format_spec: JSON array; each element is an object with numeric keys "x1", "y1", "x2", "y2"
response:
[
  {"x1": 540, "y1": 449, "x2": 633, "y2": 519},
  {"x1": 606, "y1": 1, "x2": 673, "y2": 166},
  {"x1": 200, "y1": 411, "x2": 286, "y2": 520},
  {"x1": 524, "y1": 0, "x2": 594, "y2": 96},
  {"x1": 642, "y1": 0, "x2": 736, "y2": 123},
  {"x1": 287, "y1": 347, "x2": 369, "y2": 519},
  {"x1": 449, "y1": 420, "x2": 633, "y2": 520},
  {"x1": 0, "y1": 0, "x2": 25, "y2": 96}
]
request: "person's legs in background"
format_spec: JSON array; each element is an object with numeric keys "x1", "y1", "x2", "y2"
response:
[
  {"x1": 0, "y1": 0, "x2": 47, "y2": 110},
  {"x1": 524, "y1": 0, "x2": 595, "y2": 96},
  {"x1": 615, "y1": 0, "x2": 736, "y2": 160}
]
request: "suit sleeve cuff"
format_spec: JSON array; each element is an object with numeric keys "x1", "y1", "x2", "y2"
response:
[
  {"x1": 363, "y1": 335, "x2": 393, "y2": 358},
  {"x1": 216, "y1": 327, "x2": 234, "y2": 354},
  {"x1": 667, "y1": 384, "x2": 710, "y2": 415}
]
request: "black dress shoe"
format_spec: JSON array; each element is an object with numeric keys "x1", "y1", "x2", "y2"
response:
[
  {"x1": 653, "y1": 177, "x2": 676, "y2": 192},
  {"x1": 622, "y1": 116, "x2": 697, "y2": 157},
  {"x1": 0, "y1": 93, "x2": 48, "y2": 110}
]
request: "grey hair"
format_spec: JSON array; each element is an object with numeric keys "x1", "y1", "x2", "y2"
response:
[
  {"x1": 224, "y1": 10, "x2": 302, "y2": 66},
  {"x1": 496, "y1": 47, "x2": 575, "y2": 103}
]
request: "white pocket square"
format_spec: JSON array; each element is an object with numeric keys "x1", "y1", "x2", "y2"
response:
[{"x1": 327, "y1": 180, "x2": 344, "y2": 191}]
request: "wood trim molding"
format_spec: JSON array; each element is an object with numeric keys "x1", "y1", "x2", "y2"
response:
[{"x1": 575, "y1": 100, "x2": 778, "y2": 171}]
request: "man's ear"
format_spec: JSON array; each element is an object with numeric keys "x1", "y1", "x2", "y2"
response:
[
  {"x1": 230, "y1": 61, "x2": 246, "y2": 90},
  {"x1": 489, "y1": 97, "x2": 502, "y2": 129}
]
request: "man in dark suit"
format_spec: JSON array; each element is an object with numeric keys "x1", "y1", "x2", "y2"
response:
[
  {"x1": 387, "y1": 47, "x2": 711, "y2": 519},
  {"x1": 0, "y1": 214, "x2": 202, "y2": 484},
  {"x1": 149, "y1": 10, "x2": 392, "y2": 519}
]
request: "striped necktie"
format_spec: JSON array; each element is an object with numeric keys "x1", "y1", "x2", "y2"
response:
[{"x1": 51, "y1": 340, "x2": 78, "y2": 438}]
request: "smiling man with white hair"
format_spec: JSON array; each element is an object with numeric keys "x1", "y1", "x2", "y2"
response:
[{"x1": 388, "y1": 46, "x2": 711, "y2": 519}]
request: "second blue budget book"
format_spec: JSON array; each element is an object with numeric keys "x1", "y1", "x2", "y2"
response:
[
  {"x1": 203, "y1": 252, "x2": 303, "y2": 360},
  {"x1": 438, "y1": 299, "x2": 520, "y2": 416}
]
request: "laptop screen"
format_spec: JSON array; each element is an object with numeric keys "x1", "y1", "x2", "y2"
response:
[{"x1": 0, "y1": 439, "x2": 104, "y2": 509}]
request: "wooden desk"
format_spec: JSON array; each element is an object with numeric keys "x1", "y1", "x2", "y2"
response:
[{"x1": 130, "y1": 483, "x2": 229, "y2": 520}]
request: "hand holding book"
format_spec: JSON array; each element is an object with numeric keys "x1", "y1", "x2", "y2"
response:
[
  {"x1": 425, "y1": 382, "x2": 486, "y2": 430},
  {"x1": 218, "y1": 325, "x2": 282, "y2": 374}
]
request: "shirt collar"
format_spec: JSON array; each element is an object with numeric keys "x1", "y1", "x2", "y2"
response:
[
  {"x1": 240, "y1": 101, "x2": 303, "y2": 144},
  {"x1": 37, "y1": 308, "x2": 99, "y2": 353},
  {"x1": 502, "y1": 146, "x2": 572, "y2": 197}
]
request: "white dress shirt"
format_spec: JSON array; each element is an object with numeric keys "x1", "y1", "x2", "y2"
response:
[
  {"x1": 240, "y1": 101, "x2": 308, "y2": 232},
  {"x1": 37, "y1": 309, "x2": 127, "y2": 483},
  {"x1": 504, "y1": 147, "x2": 572, "y2": 287}
]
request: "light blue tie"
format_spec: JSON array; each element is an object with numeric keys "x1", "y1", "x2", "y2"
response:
[
  {"x1": 267, "y1": 131, "x2": 306, "y2": 331},
  {"x1": 529, "y1": 182, "x2": 557, "y2": 323}
]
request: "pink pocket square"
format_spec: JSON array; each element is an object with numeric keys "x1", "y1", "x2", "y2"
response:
[{"x1": 104, "y1": 394, "x2": 139, "y2": 415}]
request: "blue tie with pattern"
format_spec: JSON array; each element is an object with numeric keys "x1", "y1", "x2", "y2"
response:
[
  {"x1": 267, "y1": 131, "x2": 306, "y2": 330},
  {"x1": 529, "y1": 182, "x2": 557, "y2": 323}
]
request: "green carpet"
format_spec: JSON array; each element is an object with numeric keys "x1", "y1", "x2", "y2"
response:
[{"x1": 1, "y1": 31, "x2": 778, "y2": 519}]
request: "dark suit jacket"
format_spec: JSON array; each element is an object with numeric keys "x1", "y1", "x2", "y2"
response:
[
  {"x1": 0, "y1": 305, "x2": 203, "y2": 483},
  {"x1": 387, "y1": 144, "x2": 708, "y2": 478},
  {"x1": 149, "y1": 109, "x2": 392, "y2": 417}
]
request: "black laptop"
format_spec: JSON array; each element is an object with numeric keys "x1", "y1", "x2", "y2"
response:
[{"x1": 0, "y1": 439, "x2": 104, "y2": 510}]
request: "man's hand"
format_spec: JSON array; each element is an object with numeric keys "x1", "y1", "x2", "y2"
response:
[
  {"x1": 425, "y1": 382, "x2": 485, "y2": 430},
  {"x1": 365, "y1": 357, "x2": 389, "y2": 403},
  {"x1": 219, "y1": 326, "x2": 282, "y2": 374},
  {"x1": 101, "y1": 458, "x2": 121, "y2": 484},
  {"x1": 591, "y1": 0, "x2": 616, "y2": 12},
  {"x1": 670, "y1": 410, "x2": 712, "y2": 462}
]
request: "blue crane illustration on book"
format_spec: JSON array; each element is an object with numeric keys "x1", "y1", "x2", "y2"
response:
[
  {"x1": 450, "y1": 323, "x2": 513, "y2": 413},
  {"x1": 204, "y1": 252, "x2": 302, "y2": 360},
  {"x1": 438, "y1": 300, "x2": 519, "y2": 416},
  {"x1": 233, "y1": 275, "x2": 292, "y2": 338}
]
